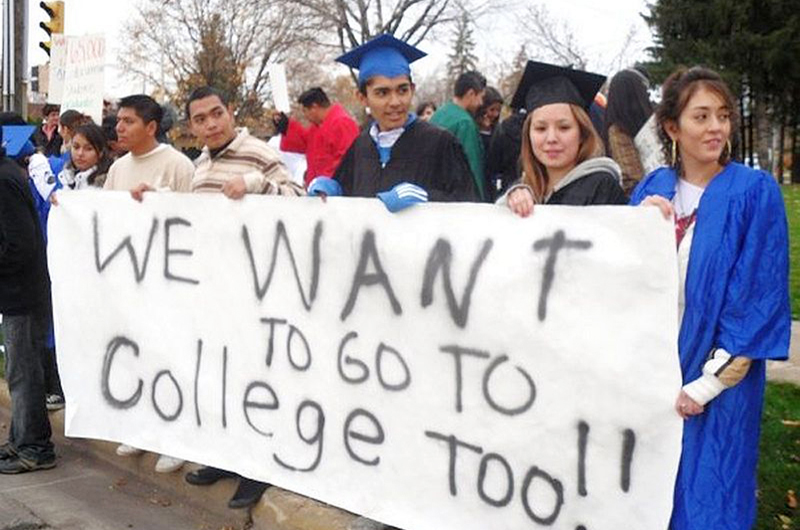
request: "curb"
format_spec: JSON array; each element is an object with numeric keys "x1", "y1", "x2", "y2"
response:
[{"x1": 0, "y1": 381, "x2": 375, "y2": 530}]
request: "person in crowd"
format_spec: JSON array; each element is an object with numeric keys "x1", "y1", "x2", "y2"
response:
[
  {"x1": 103, "y1": 94, "x2": 193, "y2": 193},
  {"x1": 32, "y1": 104, "x2": 63, "y2": 157},
  {"x1": 415, "y1": 101, "x2": 437, "y2": 121},
  {"x1": 475, "y1": 86, "x2": 503, "y2": 200},
  {"x1": 430, "y1": 70, "x2": 488, "y2": 200},
  {"x1": 486, "y1": 106, "x2": 527, "y2": 200},
  {"x1": 0, "y1": 125, "x2": 56, "y2": 474},
  {"x1": 57, "y1": 123, "x2": 113, "y2": 190},
  {"x1": 631, "y1": 66, "x2": 790, "y2": 530},
  {"x1": 605, "y1": 68, "x2": 665, "y2": 196},
  {"x1": 323, "y1": 34, "x2": 476, "y2": 209},
  {"x1": 272, "y1": 86, "x2": 360, "y2": 189},
  {"x1": 104, "y1": 94, "x2": 193, "y2": 473},
  {"x1": 132, "y1": 85, "x2": 303, "y2": 509},
  {"x1": 58, "y1": 110, "x2": 91, "y2": 155},
  {"x1": 501, "y1": 61, "x2": 626, "y2": 216},
  {"x1": 101, "y1": 114, "x2": 126, "y2": 159}
]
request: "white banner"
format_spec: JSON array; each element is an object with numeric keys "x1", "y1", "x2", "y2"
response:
[
  {"x1": 57, "y1": 34, "x2": 106, "y2": 123},
  {"x1": 48, "y1": 192, "x2": 682, "y2": 530}
]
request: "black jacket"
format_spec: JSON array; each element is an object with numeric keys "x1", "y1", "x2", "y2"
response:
[
  {"x1": 0, "y1": 157, "x2": 49, "y2": 315},
  {"x1": 334, "y1": 119, "x2": 478, "y2": 202},
  {"x1": 32, "y1": 127, "x2": 63, "y2": 158},
  {"x1": 487, "y1": 111, "x2": 527, "y2": 199},
  {"x1": 547, "y1": 171, "x2": 627, "y2": 205}
]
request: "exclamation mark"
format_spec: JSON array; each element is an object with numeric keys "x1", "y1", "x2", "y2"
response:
[
  {"x1": 621, "y1": 429, "x2": 636, "y2": 492},
  {"x1": 577, "y1": 421, "x2": 589, "y2": 497}
]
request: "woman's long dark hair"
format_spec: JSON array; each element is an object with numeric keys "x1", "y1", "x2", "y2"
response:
[
  {"x1": 605, "y1": 69, "x2": 653, "y2": 137},
  {"x1": 72, "y1": 123, "x2": 113, "y2": 186}
]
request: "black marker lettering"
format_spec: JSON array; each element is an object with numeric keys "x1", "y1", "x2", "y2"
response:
[
  {"x1": 375, "y1": 342, "x2": 411, "y2": 391},
  {"x1": 532, "y1": 230, "x2": 592, "y2": 321},
  {"x1": 521, "y1": 466, "x2": 564, "y2": 526},
  {"x1": 420, "y1": 238, "x2": 493, "y2": 328},
  {"x1": 274, "y1": 400, "x2": 325, "y2": 472},
  {"x1": 425, "y1": 430, "x2": 483, "y2": 496},
  {"x1": 477, "y1": 452, "x2": 514, "y2": 507},
  {"x1": 163, "y1": 217, "x2": 199, "y2": 285},
  {"x1": 482, "y1": 354, "x2": 536, "y2": 416},
  {"x1": 241, "y1": 220, "x2": 322, "y2": 309},
  {"x1": 260, "y1": 317, "x2": 287, "y2": 368},
  {"x1": 439, "y1": 345, "x2": 490, "y2": 413},
  {"x1": 621, "y1": 429, "x2": 636, "y2": 492},
  {"x1": 93, "y1": 213, "x2": 157, "y2": 282},
  {"x1": 101, "y1": 336, "x2": 143, "y2": 409},
  {"x1": 286, "y1": 324, "x2": 312, "y2": 372},
  {"x1": 151, "y1": 370, "x2": 183, "y2": 422},
  {"x1": 337, "y1": 331, "x2": 369, "y2": 384},
  {"x1": 340, "y1": 230, "x2": 402, "y2": 321},
  {"x1": 343, "y1": 408, "x2": 385, "y2": 466},
  {"x1": 242, "y1": 381, "x2": 279, "y2": 438}
]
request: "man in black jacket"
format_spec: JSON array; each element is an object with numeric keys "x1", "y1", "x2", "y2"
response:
[{"x1": 0, "y1": 126, "x2": 55, "y2": 473}]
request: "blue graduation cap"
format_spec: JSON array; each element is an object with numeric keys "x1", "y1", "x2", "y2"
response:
[
  {"x1": 336, "y1": 34, "x2": 427, "y2": 85},
  {"x1": 1, "y1": 125, "x2": 37, "y2": 159}
]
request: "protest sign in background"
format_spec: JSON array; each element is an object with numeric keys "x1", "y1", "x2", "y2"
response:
[
  {"x1": 49, "y1": 192, "x2": 682, "y2": 530},
  {"x1": 48, "y1": 34, "x2": 105, "y2": 122}
]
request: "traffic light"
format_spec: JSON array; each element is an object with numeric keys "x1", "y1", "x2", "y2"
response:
[{"x1": 38, "y1": 1, "x2": 65, "y2": 57}]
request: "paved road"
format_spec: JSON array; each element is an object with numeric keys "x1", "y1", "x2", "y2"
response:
[{"x1": 0, "y1": 408, "x2": 241, "y2": 530}]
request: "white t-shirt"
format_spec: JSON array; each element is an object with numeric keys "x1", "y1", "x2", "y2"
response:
[{"x1": 673, "y1": 178, "x2": 705, "y2": 218}]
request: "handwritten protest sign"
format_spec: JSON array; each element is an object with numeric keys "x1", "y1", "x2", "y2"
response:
[
  {"x1": 48, "y1": 192, "x2": 682, "y2": 530},
  {"x1": 47, "y1": 34, "x2": 69, "y2": 103},
  {"x1": 268, "y1": 63, "x2": 291, "y2": 113},
  {"x1": 50, "y1": 34, "x2": 106, "y2": 123}
]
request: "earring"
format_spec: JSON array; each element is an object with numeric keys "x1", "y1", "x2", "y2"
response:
[
  {"x1": 671, "y1": 140, "x2": 678, "y2": 167},
  {"x1": 725, "y1": 140, "x2": 732, "y2": 159}
]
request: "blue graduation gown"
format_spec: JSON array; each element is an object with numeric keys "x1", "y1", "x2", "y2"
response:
[{"x1": 630, "y1": 162, "x2": 790, "y2": 530}]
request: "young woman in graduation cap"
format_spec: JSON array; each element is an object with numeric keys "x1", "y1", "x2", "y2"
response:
[
  {"x1": 631, "y1": 67, "x2": 790, "y2": 530},
  {"x1": 499, "y1": 61, "x2": 627, "y2": 216}
]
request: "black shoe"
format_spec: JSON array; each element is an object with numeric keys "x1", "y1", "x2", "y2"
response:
[
  {"x1": 185, "y1": 466, "x2": 237, "y2": 486},
  {"x1": 228, "y1": 478, "x2": 270, "y2": 509},
  {"x1": 0, "y1": 442, "x2": 17, "y2": 460},
  {"x1": 0, "y1": 455, "x2": 56, "y2": 474}
]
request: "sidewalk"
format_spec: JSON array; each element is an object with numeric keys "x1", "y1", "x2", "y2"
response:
[
  {"x1": 765, "y1": 321, "x2": 800, "y2": 385},
  {"x1": 0, "y1": 383, "x2": 375, "y2": 530}
]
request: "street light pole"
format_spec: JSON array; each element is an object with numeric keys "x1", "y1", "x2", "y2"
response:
[{"x1": 13, "y1": 0, "x2": 28, "y2": 118}]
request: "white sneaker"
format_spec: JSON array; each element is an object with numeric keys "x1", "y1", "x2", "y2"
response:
[
  {"x1": 155, "y1": 454, "x2": 185, "y2": 473},
  {"x1": 116, "y1": 444, "x2": 143, "y2": 457}
]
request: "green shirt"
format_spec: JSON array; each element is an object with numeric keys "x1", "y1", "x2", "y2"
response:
[{"x1": 430, "y1": 102, "x2": 486, "y2": 200}]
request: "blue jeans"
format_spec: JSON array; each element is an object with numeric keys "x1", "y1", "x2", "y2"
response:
[{"x1": 2, "y1": 303, "x2": 54, "y2": 461}]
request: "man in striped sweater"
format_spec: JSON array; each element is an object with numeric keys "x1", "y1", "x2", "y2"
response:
[
  {"x1": 132, "y1": 86, "x2": 303, "y2": 200},
  {"x1": 131, "y1": 86, "x2": 303, "y2": 508}
]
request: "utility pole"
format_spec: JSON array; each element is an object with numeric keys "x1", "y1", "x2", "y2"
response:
[{"x1": 14, "y1": 0, "x2": 28, "y2": 118}]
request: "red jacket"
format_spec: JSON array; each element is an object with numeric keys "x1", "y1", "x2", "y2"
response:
[{"x1": 280, "y1": 104, "x2": 360, "y2": 187}]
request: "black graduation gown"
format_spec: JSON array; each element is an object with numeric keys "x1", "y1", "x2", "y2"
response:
[
  {"x1": 334, "y1": 120, "x2": 478, "y2": 202},
  {"x1": 546, "y1": 171, "x2": 627, "y2": 205}
]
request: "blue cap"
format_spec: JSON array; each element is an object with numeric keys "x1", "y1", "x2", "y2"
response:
[
  {"x1": 336, "y1": 34, "x2": 426, "y2": 85},
  {"x1": 1, "y1": 125, "x2": 36, "y2": 159}
]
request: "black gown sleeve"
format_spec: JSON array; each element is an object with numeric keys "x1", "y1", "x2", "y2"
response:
[
  {"x1": 428, "y1": 136, "x2": 479, "y2": 203},
  {"x1": 334, "y1": 144, "x2": 356, "y2": 196},
  {"x1": 589, "y1": 173, "x2": 628, "y2": 205}
]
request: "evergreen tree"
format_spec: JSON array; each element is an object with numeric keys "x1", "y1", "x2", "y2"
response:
[{"x1": 446, "y1": 9, "x2": 479, "y2": 86}]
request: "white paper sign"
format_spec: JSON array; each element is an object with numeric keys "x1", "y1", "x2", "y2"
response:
[
  {"x1": 268, "y1": 63, "x2": 291, "y2": 112},
  {"x1": 48, "y1": 193, "x2": 682, "y2": 530},
  {"x1": 47, "y1": 34, "x2": 69, "y2": 103},
  {"x1": 58, "y1": 34, "x2": 106, "y2": 123}
]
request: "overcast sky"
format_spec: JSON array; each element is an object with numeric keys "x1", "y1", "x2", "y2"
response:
[{"x1": 23, "y1": 0, "x2": 655, "y2": 98}]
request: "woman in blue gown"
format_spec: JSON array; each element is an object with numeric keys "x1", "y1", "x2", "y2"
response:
[{"x1": 630, "y1": 67, "x2": 790, "y2": 530}]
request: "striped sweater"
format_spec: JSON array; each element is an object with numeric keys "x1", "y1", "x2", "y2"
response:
[{"x1": 192, "y1": 128, "x2": 304, "y2": 196}]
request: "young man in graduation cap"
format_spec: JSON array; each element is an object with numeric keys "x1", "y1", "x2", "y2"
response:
[
  {"x1": 500, "y1": 61, "x2": 626, "y2": 216},
  {"x1": 308, "y1": 34, "x2": 478, "y2": 210}
]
